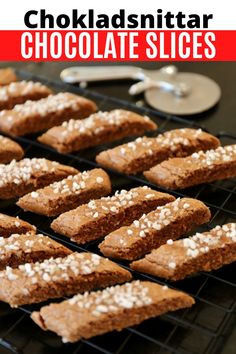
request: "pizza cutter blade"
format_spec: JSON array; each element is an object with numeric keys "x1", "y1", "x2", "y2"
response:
[{"x1": 143, "y1": 72, "x2": 221, "y2": 115}]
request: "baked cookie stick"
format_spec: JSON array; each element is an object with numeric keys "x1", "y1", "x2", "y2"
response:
[
  {"x1": 51, "y1": 186, "x2": 175, "y2": 244},
  {"x1": 0, "y1": 81, "x2": 52, "y2": 110},
  {"x1": 0, "y1": 92, "x2": 97, "y2": 136},
  {"x1": 0, "y1": 135, "x2": 24, "y2": 163},
  {"x1": 0, "y1": 158, "x2": 78, "y2": 199},
  {"x1": 96, "y1": 128, "x2": 220, "y2": 175},
  {"x1": 0, "y1": 213, "x2": 36, "y2": 238},
  {"x1": 31, "y1": 280, "x2": 194, "y2": 343},
  {"x1": 0, "y1": 252, "x2": 131, "y2": 307},
  {"x1": 0, "y1": 233, "x2": 71, "y2": 270},
  {"x1": 17, "y1": 169, "x2": 111, "y2": 216},
  {"x1": 38, "y1": 110, "x2": 157, "y2": 153},
  {"x1": 144, "y1": 145, "x2": 236, "y2": 190},
  {"x1": 0, "y1": 68, "x2": 17, "y2": 86},
  {"x1": 131, "y1": 223, "x2": 236, "y2": 281},
  {"x1": 99, "y1": 198, "x2": 211, "y2": 260}
]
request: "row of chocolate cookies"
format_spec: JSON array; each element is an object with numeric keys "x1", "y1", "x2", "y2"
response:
[
  {"x1": 1, "y1": 72, "x2": 236, "y2": 191},
  {"x1": 1, "y1": 189, "x2": 235, "y2": 343},
  {"x1": 0, "y1": 194, "x2": 195, "y2": 343}
]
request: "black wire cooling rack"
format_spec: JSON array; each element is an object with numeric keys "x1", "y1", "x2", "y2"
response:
[{"x1": 0, "y1": 71, "x2": 235, "y2": 354}]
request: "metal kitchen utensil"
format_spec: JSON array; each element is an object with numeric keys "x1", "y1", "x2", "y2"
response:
[
  {"x1": 60, "y1": 64, "x2": 177, "y2": 83},
  {"x1": 60, "y1": 65, "x2": 221, "y2": 115}
]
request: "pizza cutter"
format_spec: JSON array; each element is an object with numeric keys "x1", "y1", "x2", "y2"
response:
[{"x1": 60, "y1": 65, "x2": 221, "y2": 115}]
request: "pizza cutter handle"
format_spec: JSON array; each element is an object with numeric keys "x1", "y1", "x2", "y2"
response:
[
  {"x1": 129, "y1": 79, "x2": 190, "y2": 98},
  {"x1": 60, "y1": 65, "x2": 145, "y2": 83}
]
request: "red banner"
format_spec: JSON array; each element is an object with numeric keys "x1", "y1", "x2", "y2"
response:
[{"x1": 1, "y1": 30, "x2": 236, "y2": 61}]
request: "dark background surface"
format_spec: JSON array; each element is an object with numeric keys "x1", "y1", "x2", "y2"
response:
[
  {"x1": 0, "y1": 61, "x2": 235, "y2": 354},
  {"x1": 0, "y1": 61, "x2": 236, "y2": 134}
]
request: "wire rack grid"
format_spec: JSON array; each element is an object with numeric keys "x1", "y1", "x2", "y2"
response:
[{"x1": 0, "y1": 71, "x2": 235, "y2": 354}]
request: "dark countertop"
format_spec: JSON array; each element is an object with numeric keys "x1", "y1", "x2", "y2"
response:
[
  {"x1": 1, "y1": 61, "x2": 236, "y2": 134},
  {"x1": 0, "y1": 61, "x2": 235, "y2": 354}
]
